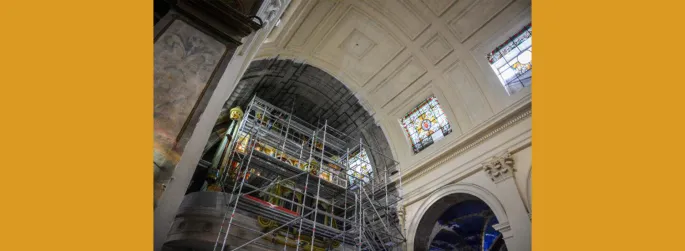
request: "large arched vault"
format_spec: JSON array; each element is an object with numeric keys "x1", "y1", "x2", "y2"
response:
[
  {"x1": 253, "y1": 0, "x2": 532, "y2": 176},
  {"x1": 208, "y1": 58, "x2": 396, "y2": 173}
]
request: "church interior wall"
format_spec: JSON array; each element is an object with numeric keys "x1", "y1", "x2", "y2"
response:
[
  {"x1": 402, "y1": 115, "x2": 531, "y2": 250},
  {"x1": 252, "y1": 0, "x2": 533, "y2": 182},
  {"x1": 512, "y1": 146, "x2": 532, "y2": 213},
  {"x1": 154, "y1": 0, "x2": 533, "y2": 250},
  {"x1": 240, "y1": 0, "x2": 535, "y2": 249}
]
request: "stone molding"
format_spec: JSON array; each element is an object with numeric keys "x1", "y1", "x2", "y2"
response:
[
  {"x1": 492, "y1": 222, "x2": 514, "y2": 239},
  {"x1": 405, "y1": 183, "x2": 509, "y2": 250}
]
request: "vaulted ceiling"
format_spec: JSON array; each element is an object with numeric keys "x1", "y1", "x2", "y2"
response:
[
  {"x1": 211, "y1": 59, "x2": 395, "y2": 171},
  {"x1": 225, "y1": 59, "x2": 375, "y2": 137},
  {"x1": 251, "y1": 0, "x2": 532, "y2": 170}
]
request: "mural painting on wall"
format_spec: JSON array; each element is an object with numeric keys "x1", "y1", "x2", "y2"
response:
[{"x1": 154, "y1": 19, "x2": 227, "y2": 202}]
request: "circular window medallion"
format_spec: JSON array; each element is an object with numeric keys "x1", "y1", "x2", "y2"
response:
[{"x1": 421, "y1": 119, "x2": 432, "y2": 131}]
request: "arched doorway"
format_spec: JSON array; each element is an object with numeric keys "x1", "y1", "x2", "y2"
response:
[
  {"x1": 412, "y1": 193, "x2": 508, "y2": 251},
  {"x1": 428, "y1": 199, "x2": 507, "y2": 251}
]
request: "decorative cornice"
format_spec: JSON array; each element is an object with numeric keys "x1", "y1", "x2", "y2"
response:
[
  {"x1": 483, "y1": 152, "x2": 515, "y2": 184},
  {"x1": 402, "y1": 102, "x2": 531, "y2": 184},
  {"x1": 263, "y1": 0, "x2": 285, "y2": 24},
  {"x1": 173, "y1": 0, "x2": 265, "y2": 44}
]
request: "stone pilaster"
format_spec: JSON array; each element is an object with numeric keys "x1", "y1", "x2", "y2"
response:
[
  {"x1": 492, "y1": 222, "x2": 514, "y2": 240},
  {"x1": 482, "y1": 152, "x2": 531, "y2": 251},
  {"x1": 154, "y1": 1, "x2": 290, "y2": 251},
  {"x1": 153, "y1": 16, "x2": 233, "y2": 206}
]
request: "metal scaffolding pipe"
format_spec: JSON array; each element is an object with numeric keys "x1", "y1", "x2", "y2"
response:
[
  {"x1": 205, "y1": 96, "x2": 404, "y2": 251},
  {"x1": 309, "y1": 120, "x2": 327, "y2": 251},
  {"x1": 361, "y1": 184, "x2": 392, "y2": 235},
  {"x1": 219, "y1": 120, "x2": 263, "y2": 251},
  {"x1": 230, "y1": 210, "x2": 315, "y2": 251},
  {"x1": 213, "y1": 106, "x2": 259, "y2": 251},
  {"x1": 358, "y1": 188, "x2": 362, "y2": 251},
  {"x1": 295, "y1": 129, "x2": 317, "y2": 251},
  {"x1": 239, "y1": 182, "x2": 352, "y2": 225}
]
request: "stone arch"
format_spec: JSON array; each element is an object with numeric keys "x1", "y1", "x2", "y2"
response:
[
  {"x1": 204, "y1": 58, "x2": 400, "y2": 176},
  {"x1": 250, "y1": 54, "x2": 377, "y2": 113},
  {"x1": 249, "y1": 54, "x2": 402, "y2": 164},
  {"x1": 407, "y1": 183, "x2": 508, "y2": 251}
]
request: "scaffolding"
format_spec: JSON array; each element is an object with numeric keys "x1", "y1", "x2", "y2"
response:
[{"x1": 207, "y1": 96, "x2": 405, "y2": 251}]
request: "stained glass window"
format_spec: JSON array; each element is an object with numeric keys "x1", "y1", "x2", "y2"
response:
[
  {"x1": 401, "y1": 96, "x2": 452, "y2": 153},
  {"x1": 347, "y1": 147, "x2": 372, "y2": 185},
  {"x1": 487, "y1": 23, "x2": 532, "y2": 94}
]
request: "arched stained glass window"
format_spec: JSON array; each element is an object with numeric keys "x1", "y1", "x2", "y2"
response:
[
  {"x1": 401, "y1": 96, "x2": 452, "y2": 153},
  {"x1": 487, "y1": 23, "x2": 532, "y2": 95},
  {"x1": 347, "y1": 147, "x2": 372, "y2": 185}
]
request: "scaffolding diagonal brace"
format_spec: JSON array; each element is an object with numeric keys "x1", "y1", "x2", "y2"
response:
[
  {"x1": 201, "y1": 96, "x2": 405, "y2": 251},
  {"x1": 230, "y1": 210, "x2": 316, "y2": 251}
]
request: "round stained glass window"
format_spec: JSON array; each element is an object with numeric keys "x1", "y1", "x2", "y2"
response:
[{"x1": 421, "y1": 119, "x2": 432, "y2": 131}]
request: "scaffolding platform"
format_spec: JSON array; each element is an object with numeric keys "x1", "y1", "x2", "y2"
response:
[{"x1": 167, "y1": 96, "x2": 405, "y2": 251}]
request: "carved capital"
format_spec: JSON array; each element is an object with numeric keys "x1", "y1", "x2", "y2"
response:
[
  {"x1": 482, "y1": 152, "x2": 515, "y2": 183},
  {"x1": 239, "y1": 0, "x2": 288, "y2": 55},
  {"x1": 396, "y1": 206, "x2": 406, "y2": 227},
  {"x1": 259, "y1": 0, "x2": 285, "y2": 24}
]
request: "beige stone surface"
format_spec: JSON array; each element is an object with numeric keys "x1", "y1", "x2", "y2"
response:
[{"x1": 254, "y1": 0, "x2": 534, "y2": 249}]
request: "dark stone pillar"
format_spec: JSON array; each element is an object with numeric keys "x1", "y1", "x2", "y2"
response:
[
  {"x1": 154, "y1": 14, "x2": 235, "y2": 207},
  {"x1": 153, "y1": 1, "x2": 287, "y2": 250},
  {"x1": 153, "y1": 0, "x2": 266, "y2": 208}
]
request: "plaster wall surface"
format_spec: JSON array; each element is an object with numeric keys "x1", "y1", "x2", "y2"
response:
[
  {"x1": 402, "y1": 115, "x2": 531, "y2": 251},
  {"x1": 252, "y1": 3, "x2": 534, "y2": 248},
  {"x1": 254, "y1": 0, "x2": 532, "y2": 181}
]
